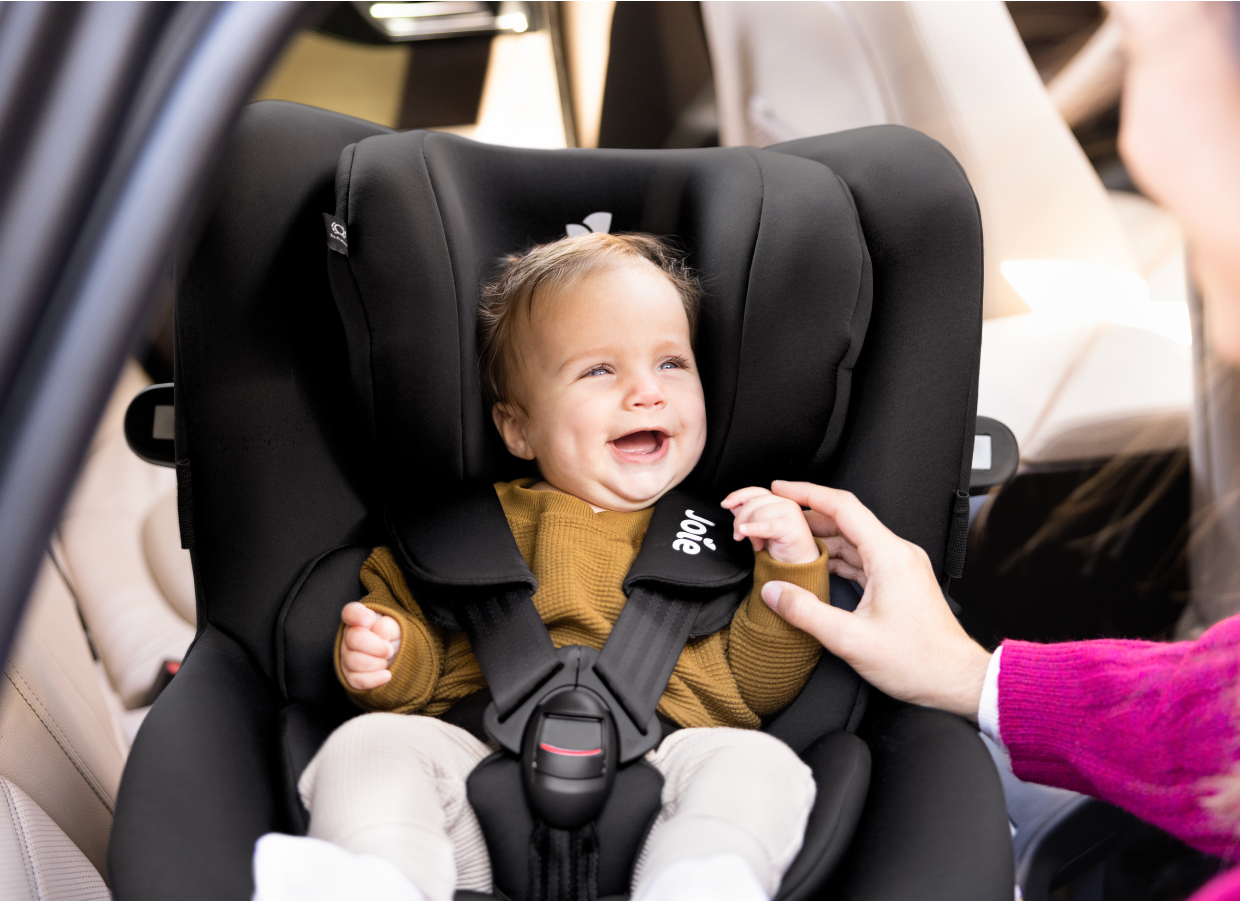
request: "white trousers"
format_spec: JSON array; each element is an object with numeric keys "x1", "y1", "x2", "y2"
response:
[{"x1": 299, "y1": 714, "x2": 815, "y2": 901}]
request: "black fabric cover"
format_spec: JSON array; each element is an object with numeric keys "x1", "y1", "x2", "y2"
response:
[
  {"x1": 172, "y1": 101, "x2": 391, "y2": 683},
  {"x1": 771, "y1": 128, "x2": 983, "y2": 578},
  {"x1": 273, "y1": 703, "x2": 335, "y2": 836},
  {"x1": 275, "y1": 543, "x2": 371, "y2": 721},
  {"x1": 774, "y1": 732, "x2": 871, "y2": 901},
  {"x1": 824, "y1": 701, "x2": 1015, "y2": 900},
  {"x1": 328, "y1": 130, "x2": 873, "y2": 501}
]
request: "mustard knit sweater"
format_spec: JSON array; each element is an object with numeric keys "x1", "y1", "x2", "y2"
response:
[{"x1": 337, "y1": 479, "x2": 831, "y2": 729}]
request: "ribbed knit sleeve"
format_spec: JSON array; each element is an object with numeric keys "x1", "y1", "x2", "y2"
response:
[
  {"x1": 999, "y1": 614, "x2": 1240, "y2": 861},
  {"x1": 727, "y1": 541, "x2": 830, "y2": 716},
  {"x1": 334, "y1": 547, "x2": 447, "y2": 714}
]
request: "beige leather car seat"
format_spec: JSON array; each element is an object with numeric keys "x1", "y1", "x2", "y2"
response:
[
  {"x1": 56, "y1": 362, "x2": 195, "y2": 711},
  {"x1": 700, "y1": 0, "x2": 1192, "y2": 467},
  {"x1": 0, "y1": 556, "x2": 125, "y2": 881},
  {"x1": 0, "y1": 777, "x2": 109, "y2": 900}
]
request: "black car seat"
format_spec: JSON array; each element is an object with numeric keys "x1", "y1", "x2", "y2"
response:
[{"x1": 108, "y1": 100, "x2": 1013, "y2": 901}]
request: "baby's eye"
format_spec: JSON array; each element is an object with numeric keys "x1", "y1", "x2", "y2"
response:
[
  {"x1": 585, "y1": 365, "x2": 611, "y2": 377},
  {"x1": 658, "y1": 357, "x2": 687, "y2": 371}
]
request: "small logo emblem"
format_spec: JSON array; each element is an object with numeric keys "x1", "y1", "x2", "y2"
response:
[
  {"x1": 672, "y1": 510, "x2": 716, "y2": 555},
  {"x1": 323, "y1": 213, "x2": 349, "y2": 256},
  {"x1": 566, "y1": 211, "x2": 612, "y2": 238}
]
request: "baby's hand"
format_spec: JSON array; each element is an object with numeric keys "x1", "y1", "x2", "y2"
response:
[
  {"x1": 722, "y1": 486, "x2": 821, "y2": 565},
  {"x1": 340, "y1": 601, "x2": 402, "y2": 691}
]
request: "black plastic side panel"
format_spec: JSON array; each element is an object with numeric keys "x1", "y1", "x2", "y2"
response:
[{"x1": 110, "y1": 626, "x2": 281, "y2": 901}]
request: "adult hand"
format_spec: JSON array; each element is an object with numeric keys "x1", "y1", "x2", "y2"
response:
[
  {"x1": 339, "y1": 601, "x2": 402, "y2": 691},
  {"x1": 759, "y1": 481, "x2": 992, "y2": 718}
]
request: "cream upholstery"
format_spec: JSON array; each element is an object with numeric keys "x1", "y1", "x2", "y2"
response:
[
  {"x1": 701, "y1": 1, "x2": 1192, "y2": 465},
  {"x1": 701, "y1": 0, "x2": 1136, "y2": 320},
  {"x1": 142, "y1": 490, "x2": 196, "y2": 626},
  {"x1": 0, "y1": 777, "x2": 110, "y2": 900},
  {"x1": 57, "y1": 363, "x2": 195, "y2": 709},
  {"x1": 978, "y1": 316, "x2": 1190, "y2": 464},
  {"x1": 0, "y1": 558, "x2": 125, "y2": 878}
]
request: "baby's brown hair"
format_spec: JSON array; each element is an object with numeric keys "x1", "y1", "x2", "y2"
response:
[{"x1": 477, "y1": 232, "x2": 702, "y2": 407}]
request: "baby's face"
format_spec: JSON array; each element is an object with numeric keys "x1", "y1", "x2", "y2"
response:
[{"x1": 493, "y1": 260, "x2": 706, "y2": 512}]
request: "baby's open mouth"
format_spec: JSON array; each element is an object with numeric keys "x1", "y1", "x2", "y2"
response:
[{"x1": 610, "y1": 430, "x2": 666, "y2": 457}]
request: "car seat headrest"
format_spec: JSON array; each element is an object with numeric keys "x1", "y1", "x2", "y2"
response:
[{"x1": 327, "y1": 131, "x2": 872, "y2": 497}]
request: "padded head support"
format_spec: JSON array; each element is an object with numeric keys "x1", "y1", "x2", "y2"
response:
[{"x1": 328, "y1": 131, "x2": 873, "y2": 499}]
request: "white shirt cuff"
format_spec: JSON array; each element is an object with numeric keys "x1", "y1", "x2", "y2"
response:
[{"x1": 977, "y1": 644, "x2": 1003, "y2": 747}]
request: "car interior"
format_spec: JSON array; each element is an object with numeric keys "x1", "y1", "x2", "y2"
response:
[{"x1": 0, "y1": 3, "x2": 1216, "y2": 901}]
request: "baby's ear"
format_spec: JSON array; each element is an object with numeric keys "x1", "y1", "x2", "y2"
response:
[{"x1": 492, "y1": 402, "x2": 535, "y2": 460}]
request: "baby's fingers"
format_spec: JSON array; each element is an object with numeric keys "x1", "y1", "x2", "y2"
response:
[
  {"x1": 721, "y1": 486, "x2": 772, "y2": 509},
  {"x1": 341, "y1": 601, "x2": 378, "y2": 628},
  {"x1": 736, "y1": 519, "x2": 784, "y2": 539},
  {"x1": 343, "y1": 624, "x2": 394, "y2": 660},
  {"x1": 340, "y1": 647, "x2": 390, "y2": 674},
  {"x1": 371, "y1": 614, "x2": 402, "y2": 643},
  {"x1": 344, "y1": 668, "x2": 392, "y2": 691}
]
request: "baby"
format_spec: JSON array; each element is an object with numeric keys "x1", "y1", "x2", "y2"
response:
[{"x1": 254, "y1": 233, "x2": 832, "y2": 901}]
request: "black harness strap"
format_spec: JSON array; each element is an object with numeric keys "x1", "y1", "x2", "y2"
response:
[
  {"x1": 594, "y1": 587, "x2": 702, "y2": 729},
  {"x1": 388, "y1": 483, "x2": 753, "y2": 738},
  {"x1": 459, "y1": 587, "x2": 562, "y2": 719}
]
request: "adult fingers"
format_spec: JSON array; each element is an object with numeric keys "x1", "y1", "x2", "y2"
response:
[
  {"x1": 827, "y1": 557, "x2": 866, "y2": 586},
  {"x1": 345, "y1": 669, "x2": 392, "y2": 691},
  {"x1": 822, "y1": 536, "x2": 862, "y2": 570},
  {"x1": 802, "y1": 510, "x2": 842, "y2": 539},
  {"x1": 341, "y1": 601, "x2": 378, "y2": 628}
]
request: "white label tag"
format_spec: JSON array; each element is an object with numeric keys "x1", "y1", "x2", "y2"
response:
[{"x1": 972, "y1": 434, "x2": 993, "y2": 470}]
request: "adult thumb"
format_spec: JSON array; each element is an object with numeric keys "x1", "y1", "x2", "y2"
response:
[{"x1": 760, "y1": 580, "x2": 856, "y2": 654}]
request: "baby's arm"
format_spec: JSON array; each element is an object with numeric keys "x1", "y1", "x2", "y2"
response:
[
  {"x1": 722, "y1": 486, "x2": 820, "y2": 564},
  {"x1": 335, "y1": 547, "x2": 446, "y2": 713},
  {"x1": 722, "y1": 485, "x2": 830, "y2": 715},
  {"x1": 339, "y1": 601, "x2": 402, "y2": 690}
]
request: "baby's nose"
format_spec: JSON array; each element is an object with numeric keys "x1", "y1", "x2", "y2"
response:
[{"x1": 626, "y1": 375, "x2": 666, "y2": 407}]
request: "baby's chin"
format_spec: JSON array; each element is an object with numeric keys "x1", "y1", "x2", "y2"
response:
[{"x1": 586, "y1": 470, "x2": 691, "y2": 512}]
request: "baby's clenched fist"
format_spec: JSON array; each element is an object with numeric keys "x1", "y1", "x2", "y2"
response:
[{"x1": 340, "y1": 601, "x2": 402, "y2": 691}]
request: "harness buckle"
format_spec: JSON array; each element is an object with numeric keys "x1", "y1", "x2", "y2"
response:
[{"x1": 521, "y1": 686, "x2": 617, "y2": 829}]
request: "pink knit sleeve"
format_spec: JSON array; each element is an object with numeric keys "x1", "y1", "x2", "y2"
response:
[{"x1": 999, "y1": 614, "x2": 1240, "y2": 861}]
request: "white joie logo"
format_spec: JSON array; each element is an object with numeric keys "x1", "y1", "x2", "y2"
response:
[
  {"x1": 673, "y1": 510, "x2": 717, "y2": 555},
  {"x1": 566, "y1": 211, "x2": 612, "y2": 238}
]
